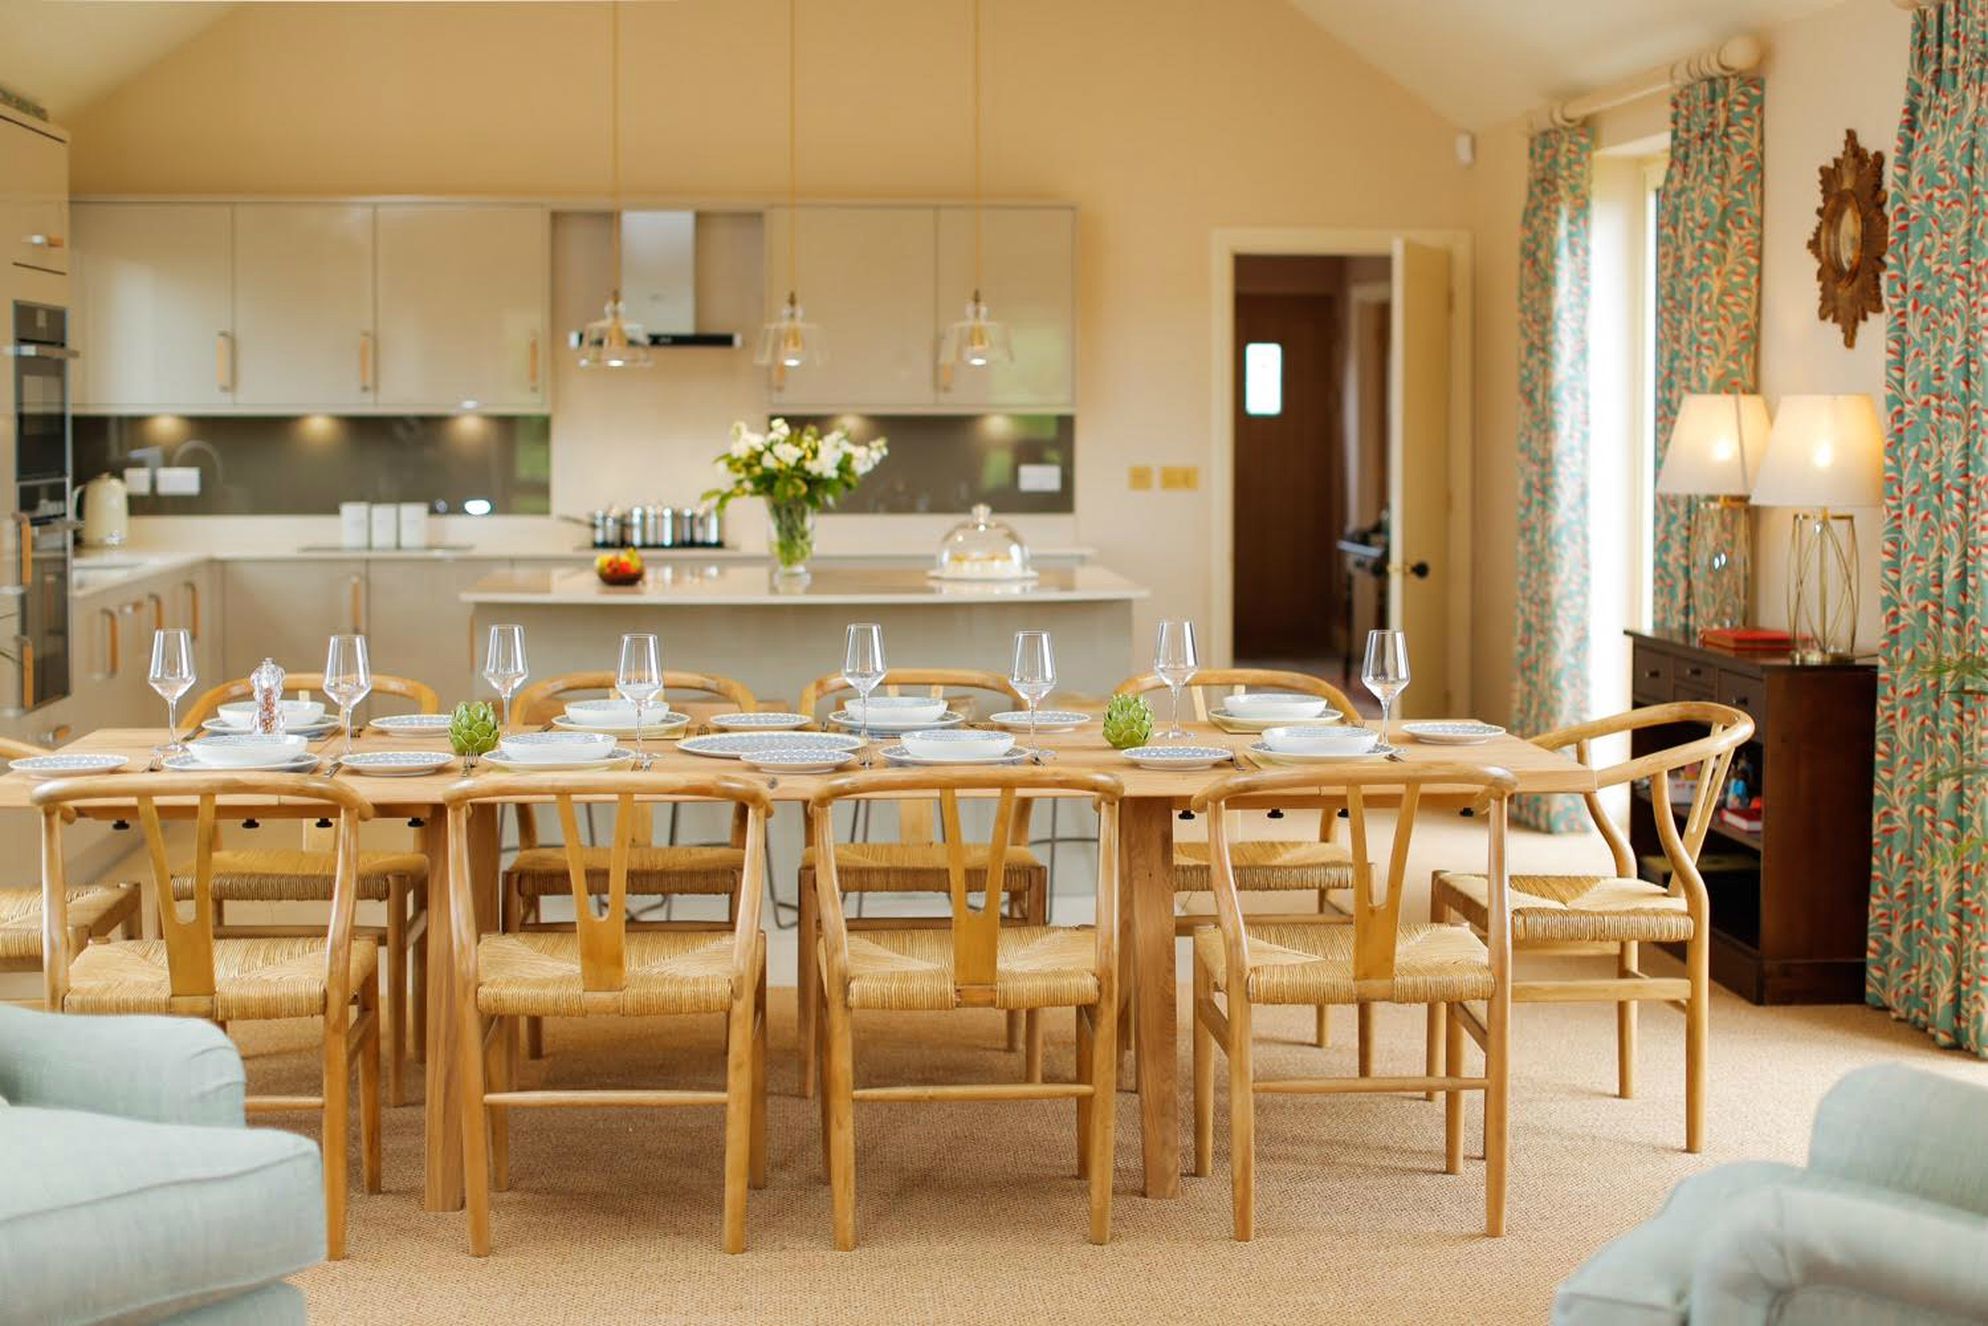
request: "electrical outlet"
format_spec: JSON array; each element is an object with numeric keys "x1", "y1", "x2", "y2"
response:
[
  {"x1": 1018, "y1": 463, "x2": 1062, "y2": 493},
  {"x1": 1128, "y1": 465, "x2": 1153, "y2": 491},
  {"x1": 154, "y1": 466, "x2": 201, "y2": 496},
  {"x1": 121, "y1": 467, "x2": 153, "y2": 495},
  {"x1": 1160, "y1": 465, "x2": 1200, "y2": 491}
]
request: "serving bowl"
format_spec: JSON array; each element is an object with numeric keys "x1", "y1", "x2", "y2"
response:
[
  {"x1": 188, "y1": 733, "x2": 309, "y2": 767},
  {"x1": 498, "y1": 730, "x2": 615, "y2": 763},
  {"x1": 847, "y1": 695, "x2": 948, "y2": 725},
  {"x1": 1220, "y1": 693, "x2": 1329, "y2": 722},
  {"x1": 1261, "y1": 724, "x2": 1377, "y2": 756},
  {"x1": 898, "y1": 728, "x2": 1015, "y2": 761},
  {"x1": 564, "y1": 698, "x2": 640, "y2": 728},
  {"x1": 216, "y1": 699, "x2": 327, "y2": 728}
]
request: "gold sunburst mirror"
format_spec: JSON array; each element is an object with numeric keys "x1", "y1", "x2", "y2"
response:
[{"x1": 1807, "y1": 129, "x2": 1888, "y2": 349}]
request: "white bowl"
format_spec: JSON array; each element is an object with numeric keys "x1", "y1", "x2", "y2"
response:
[
  {"x1": 848, "y1": 695, "x2": 948, "y2": 725},
  {"x1": 898, "y1": 728, "x2": 1015, "y2": 761},
  {"x1": 216, "y1": 699, "x2": 327, "y2": 728},
  {"x1": 499, "y1": 730, "x2": 615, "y2": 762},
  {"x1": 188, "y1": 733, "x2": 309, "y2": 767},
  {"x1": 1262, "y1": 725, "x2": 1377, "y2": 756},
  {"x1": 564, "y1": 698, "x2": 639, "y2": 728},
  {"x1": 1221, "y1": 693, "x2": 1329, "y2": 721}
]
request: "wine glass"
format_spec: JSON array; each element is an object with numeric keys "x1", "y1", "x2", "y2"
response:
[
  {"x1": 148, "y1": 628, "x2": 196, "y2": 755},
  {"x1": 483, "y1": 624, "x2": 528, "y2": 723},
  {"x1": 617, "y1": 633, "x2": 663, "y2": 770},
  {"x1": 1361, "y1": 629, "x2": 1411, "y2": 748},
  {"x1": 843, "y1": 623, "x2": 886, "y2": 761},
  {"x1": 1010, "y1": 630, "x2": 1056, "y2": 761},
  {"x1": 322, "y1": 633, "x2": 373, "y2": 757},
  {"x1": 1153, "y1": 618, "x2": 1199, "y2": 740}
]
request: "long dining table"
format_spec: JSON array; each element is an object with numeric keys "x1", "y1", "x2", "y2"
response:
[{"x1": 2, "y1": 719, "x2": 1595, "y2": 1211}]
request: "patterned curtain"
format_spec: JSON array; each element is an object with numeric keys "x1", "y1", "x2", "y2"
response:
[
  {"x1": 1870, "y1": 0, "x2": 1988, "y2": 1055},
  {"x1": 1512, "y1": 126, "x2": 1593, "y2": 833},
  {"x1": 1652, "y1": 77, "x2": 1765, "y2": 634}
]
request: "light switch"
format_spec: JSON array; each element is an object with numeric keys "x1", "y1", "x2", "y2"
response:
[
  {"x1": 1128, "y1": 465, "x2": 1153, "y2": 491},
  {"x1": 1018, "y1": 463, "x2": 1062, "y2": 493},
  {"x1": 155, "y1": 466, "x2": 201, "y2": 496},
  {"x1": 122, "y1": 467, "x2": 153, "y2": 495},
  {"x1": 1160, "y1": 465, "x2": 1200, "y2": 491}
]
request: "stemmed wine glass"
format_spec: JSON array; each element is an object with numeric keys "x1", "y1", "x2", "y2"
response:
[
  {"x1": 483, "y1": 624, "x2": 528, "y2": 724},
  {"x1": 1361, "y1": 629, "x2": 1411, "y2": 748},
  {"x1": 617, "y1": 633, "x2": 663, "y2": 770},
  {"x1": 1153, "y1": 618, "x2": 1199, "y2": 741},
  {"x1": 1010, "y1": 630, "x2": 1056, "y2": 762},
  {"x1": 148, "y1": 628, "x2": 196, "y2": 755},
  {"x1": 323, "y1": 633, "x2": 373, "y2": 758},
  {"x1": 843, "y1": 623, "x2": 886, "y2": 763}
]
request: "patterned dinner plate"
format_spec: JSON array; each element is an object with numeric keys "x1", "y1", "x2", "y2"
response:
[
  {"x1": 740, "y1": 748, "x2": 858, "y2": 774},
  {"x1": 368, "y1": 713, "x2": 454, "y2": 737},
  {"x1": 7, "y1": 753, "x2": 131, "y2": 777},
  {"x1": 481, "y1": 747, "x2": 639, "y2": 773},
  {"x1": 1119, "y1": 745, "x2": 1235, "y2": 771},
  {"x1": 203, "y1": 716, "x2": 341, "y2": 737},
  {"x1": 1400, "y1": 721, "x2": 1505, "y2": 746},
  {"x1": 679, "y1": 732, "x2": 866, "y2": 760},
  {"x1": 550, "y1": 712, "x2": 689, "y2": 738},
  {"x1": 1207, "y1": 709, "x2": 1343, "y2": 734},
  {"x1": 164, "y1": 751, "x2": 319, "y2": 774},
  {"x1": 826, "y1": 709, "x2": 966, "y2": 733},
  {"x1": 339, "y1": 750, "x2": 455, "y2": 777},
  {"x1": 1248, "y1": 742, "x2": 1391, "y2": 766},
  {"x1": 879, "y1": 744, "x2": 1031, "y2": 767},
  {"x1": 709, "y1": 711, "x2": 812, "y2": 732},
  {"x1": 987, "y1": 710, "x2": 1090, "y2": 732}
]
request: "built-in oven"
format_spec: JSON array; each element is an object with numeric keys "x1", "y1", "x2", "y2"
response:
[
  {"x1": 4, "y1": 301, "x2": 74, "y2": 712},
  {"x1": 12, "y1": 302, "x2": 73, "y2": 485}
]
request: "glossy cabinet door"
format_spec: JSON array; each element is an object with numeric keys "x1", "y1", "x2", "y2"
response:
[
  {"x1": 374, "y1": 205, "x2": 548, "y2": 412},
  {"x1": 221, "y1": 558, "x2": 368, "y2": 682},
  {"x1": 360, "y1": 559, "x2": 490, "y2": 701},
  {"x1": 71, "y1": 203, "x2": 235, "y2": 411},
  {"x1": 763, "y1": 206, "x2": 938, "y2": 410},
  {"x1": 0, "y1": 110, "x2": 68, "y2": 277},
  {"x1": 232, "y1": 204, "x2": 376, "y2": 409},
  {"x1": 934, "y1": 206, "x2": 1075, "y2": 409}
]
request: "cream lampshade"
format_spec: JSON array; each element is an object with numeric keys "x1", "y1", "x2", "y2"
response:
[
  {"x1": 1657, "y1": 393, "x2": 1771, "y2": 634},
  {"x1": 1753, "y1": 394, "x2": 1884, "y2": 662}
]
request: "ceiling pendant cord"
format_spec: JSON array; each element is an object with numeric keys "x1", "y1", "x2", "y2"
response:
[
  {"x1": 609, "y1": 0, "x2": 623, "y2": 317},
  {"x1": 971, "y1": 0, "x2": 983, "y2": 308},
  {"x1": 939, "y1": 0, "x2": 1006, "y2": 377},
  {"x1": 787, "y1": 0, "x2": 799, "y2": 310}
]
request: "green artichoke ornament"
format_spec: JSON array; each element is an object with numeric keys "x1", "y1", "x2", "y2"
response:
[
  {"x1": 449, "y1": 700, "x2": 501, "y2": 768},
  {"x1": 1103, "y1": 694, "x2": 1154, "y2": 750}
]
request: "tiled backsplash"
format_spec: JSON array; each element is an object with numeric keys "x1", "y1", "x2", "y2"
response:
[{"x1": 776, "y1": 414, "x2": 1075, "y2": 514}]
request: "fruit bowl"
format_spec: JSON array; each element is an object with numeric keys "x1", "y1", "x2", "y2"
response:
[{"x1": 595, "y1": 548, "x2": 645, "y2": 586}]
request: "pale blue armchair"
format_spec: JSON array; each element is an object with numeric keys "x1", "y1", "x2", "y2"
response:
[
  {"x1": 1556, "y1": 1063, "x2": 1988, "y2": 1325},
  {"x1": 0, "y1": 1005, "x2": 323, "y2": 1325}
]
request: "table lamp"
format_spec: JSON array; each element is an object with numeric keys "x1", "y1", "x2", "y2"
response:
[
  {"x1": 1657, "y1": 393, "x2": 1772, "y2": 634},
  {"x1": 1751, "y1": 393, "x2": 1884, "y2": 663}
]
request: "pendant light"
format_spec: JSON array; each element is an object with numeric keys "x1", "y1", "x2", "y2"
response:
[
  {"x1": 754, "y1": 0, "x2": 824, "y2": 383},
  {"x1": 577, "y1": 0, "x2": 651, "y2": 369},
  {"x1": 938, "y1": 0, "x2": 1011, "y2": 374}
]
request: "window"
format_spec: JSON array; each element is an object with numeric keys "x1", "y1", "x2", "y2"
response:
[{"x1": 1243, "y1": 342, "x2": 1283, "y2": 416}]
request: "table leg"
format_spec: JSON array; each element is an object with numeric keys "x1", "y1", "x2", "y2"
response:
[
  {"x1": 422, "y1": 803, "x2": 499, "y2": 1213},
  {"x1": 1123, "y1": 797, "x2": 1179, "y2": 1198}
]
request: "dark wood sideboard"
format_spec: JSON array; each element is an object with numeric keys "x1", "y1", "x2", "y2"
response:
[{"x1": 1626, "y1": 630, "x2": 1875, "y2": 1004}]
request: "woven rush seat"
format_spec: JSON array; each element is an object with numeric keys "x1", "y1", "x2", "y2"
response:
[
  {"x1": 505, "y1": 844, "x2": 745, "y2": 898},
  {"x1": 1194, "y1": 921, "x2": 1492, "y2": 1006},
  {"x1": 0, "y1": 885, "x2": 136, "y2": 962},
  {"x1": 838, "y1": 925, "x2": 1099, "y2": 1012},
  {"x1": 168, "y1": 849, "x2": 428, "y2": 903},
  {"x1": 1172, "y1": 840, "x2": 1353, "y2": 893},
  {"x1": 475, "y1": 930, "x2": 764, "y2": 1018},
  {"x1": 63, "y1": 936, "x2": 380, "y2": 1019},
  {"x1": 802, "y1": 842, "x2": 1045, "y2": 894},
  {"x1": 1438, "y1": 871, "x2": 1693, "y2": 944}
]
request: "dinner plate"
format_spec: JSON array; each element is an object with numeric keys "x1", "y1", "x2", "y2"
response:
[
  {"x1": 481, "y1": 747, "x2": 639, "y2": 773},
  {"x1": 165, "y1": 751, "x2": 320, "y2": 774},
  {"x1": 1248, "y1": 741, "x2": 1392, "y2": 766},
  {"x1": 339, "y1": 750, "x2": 455, "y2": 777},
  {"x1": 987, "y1": 710, "x2": 1090, "y2": 732},
  {"x1": 1119, "y1": 745, "x2": 1234, "y2": 771},
  {"x1": 1401, "y1": 720, "x2": 1505, "y2": 746},
  {"x1": 679, "y1": 732, "x2": 866, "y2": 760},
  {"x1": 369, "y1": 714, "x2": 454, "y2": 738},
  {"x1": 709, "y1": 711, "x2": 812, "y2": 732},
  {"x1": 740, "y1": 749, "x2": 858, "y2": 774},
  {"x1": 7, "y1": 753, "x2": 131, "y2": 777},
  {"x1": 203, "y1": 716, "x2": 341, "y2": 737},
  {"x1": 1208, "y1": 709, "x2": 1343, "y2": 734},
  {"x1": 827, "y1": 709, "x2": 966, "y2": 733},
  {"x1": 880, "y1": 744, "x2": 1031, "y2": 767},
  {"x1": 553, "y1": 711, "x2": 690, "y2": 737}
]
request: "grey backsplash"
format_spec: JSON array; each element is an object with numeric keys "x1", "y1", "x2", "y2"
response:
[
  {"x1": 775, "y1": 414, "x2": 1074, "y2": 514},
  {"x1": 72, "y1": 414, "x2": 552, "y2": 516}
]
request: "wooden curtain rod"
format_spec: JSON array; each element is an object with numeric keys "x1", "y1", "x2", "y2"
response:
[{"x1": 1537, "y1": 33, "x2": 1764, "y2": 131}]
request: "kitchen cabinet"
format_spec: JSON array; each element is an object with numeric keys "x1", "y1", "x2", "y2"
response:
[
  {"x1": 0, "y1": 109, "x2": 68, "y2": 277},
  {"x1": 375, "y1": 205, "x2": 548, "y2": 412},
  {"x1": 934, "y1": 206, "x2": 1075, "y2": 409},
  {"x1": 221, "y1": 558, "x2": 367, "y2": 682},
  {"x1": 763, "y1": 206, "x2": 939, "y2": 410},
  {"x1": 232, "y1": 204, "x2": 376, "y2": 409},
  {"x1": 360, "y1": 558, "x2": 488, "y2": 701},
  {"x1": 72, "y1": 203, "x2": 235, "y2": 411}
]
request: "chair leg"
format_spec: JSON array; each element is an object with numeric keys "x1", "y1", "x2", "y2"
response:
[
  {"x1": 409, "y1": 891, "x2": 428, "y2": 1066},
  {"x1": 1006, "y1": 1009, "x2": 1025, "y2": 1054},
  {"x1": 522, "y1": 896, "x2": 545, "y2": 1060},
  {"x1": 358, "y1": 985, "x2": 382, "y2": 1195},
  {"x1": 1024, "y1": 1011, "x2": 1044, "y2": 1083},
  {"x1": 824, "y1": 995, "x2": 858, "y2": 1251},
  {"x1": 1617, "y1": 940, "x2": 1638, "y2": 1100},
  {"x1": 1686, "y1": 931, "x2": 1708, "y2": 1154},
  {"x1": 1314, "y1": 1002, "x2": 1331, "y2": 1049},
  {"x1": 1356, "y1": 1001, "x2": 1374, "y2": 1077},
  {"x1": 1425, "y1": 1001, "x2": 1445, "y2": 1103},
  {"x1": 387, "y1": 879, "x2": 409, "y2": 1107},
  {"x1": 1074, "y1": 1005, "x2": 1093, "y2": 1179},
  {"x1": 1089, "y1": 992, "x2": 1117, "y2": 1246},
  {"x1": 1485, "y1": 984, "x2": 1511, "y2": 1236},
  {"x1": 322, "y1": 1007, "x2": 350, "y2": 1261},
  {"x1": 750, "y1": 958, "x2": 768, "y2": 1190},
  {"x1": 722, "y1": 993, "x2": 755, "y2": 1254},
  {"x1": 1444, "y1": 1003, "x2": 1464, "y2": 1175},
  {"x1": 798, "y1": 868, "x2": 820, "y2": 1099},
  {"x1": 1192, "y1": 961, "x2": 1214, "y2": 1179},
  {"x1": 460, "y1": 1011, "x2": 493, "y2": 1257},
  {"x1": 1228, "y1": 993, "x2": 1255, "y2": 1241},
  {"x1": 488, "y1": 1016, "x2": 512, "y2": 1193}
]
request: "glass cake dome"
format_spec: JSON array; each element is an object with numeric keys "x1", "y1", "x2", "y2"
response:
[{"x1": 933, "y1": 504, "x2": 1035, "y2": 581}]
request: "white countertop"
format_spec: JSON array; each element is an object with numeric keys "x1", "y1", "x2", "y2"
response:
[{"x1": 460, "y1": 563, "x2": 1149, "y2": 607}]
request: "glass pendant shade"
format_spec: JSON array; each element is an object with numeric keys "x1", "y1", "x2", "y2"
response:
[
  {"x1": 939, "y1": 297, "x2": 1012, "y2": 369},
  {"x1": 576, "y1": 293, "x2": 651, "y2": 369},
  {"x1": 754, "y1": 295, "x2": 826, "y2": 370}
]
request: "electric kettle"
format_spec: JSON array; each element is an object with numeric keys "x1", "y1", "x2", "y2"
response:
[{"x1": 71, "y1": 473, "x2": 130, "y2": 548}]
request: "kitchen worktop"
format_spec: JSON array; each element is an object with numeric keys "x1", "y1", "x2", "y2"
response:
[{"x1": 461, "y1": 563, "x2": 1148, "y2": 607}]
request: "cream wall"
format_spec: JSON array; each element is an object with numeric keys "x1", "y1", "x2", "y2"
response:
[
  {"x1": 63, "y1": 0, "x2": 1474, "y2": 646},
  {"x1": 1469, "y1": 0, "x2": 1911, "y2": 728}
]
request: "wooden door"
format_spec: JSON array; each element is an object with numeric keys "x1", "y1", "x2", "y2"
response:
[
  {"x1": 375, "y1": 204, "x2": 547, "y2": 412},
  {"x1": 1232, "y1": 291, "x2": 1345, "y2": 660},
  {"x1": 934, "y1": 206, "x2": 1076, "y2": 409},
  {"x1": 1387, "y1": 238, "x2": 1452, "y2": 717},
  {"x1": 763, "y1": 206, "x2": 937, "y2": 409},
  {"x1": 71, "y1": 203, "x2": 234, "y2": 411},
  {"x1": 233, "y1": 204, "x2": 376, "y2": 409}
]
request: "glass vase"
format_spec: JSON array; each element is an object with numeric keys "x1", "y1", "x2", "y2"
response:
[{"x1": 768, "y1": 499, "x2": 817, "y2": 584}]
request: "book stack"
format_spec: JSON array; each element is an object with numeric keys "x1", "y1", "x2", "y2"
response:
[{"x1": 1699, "y1": 626, "x2": 1793, "y2": 654}]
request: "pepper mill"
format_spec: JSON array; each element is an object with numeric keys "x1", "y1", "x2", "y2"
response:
[{"x1": 249, "y1": 657, "x2": 287, "y2": 735}]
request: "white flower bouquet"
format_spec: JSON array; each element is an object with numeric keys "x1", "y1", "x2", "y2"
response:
[{"x1": 703, "y1": 419, "x2": 888, "y2": 576}]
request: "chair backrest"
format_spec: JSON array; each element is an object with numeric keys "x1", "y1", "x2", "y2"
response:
[
  {"x1": 1114, "y1": 667, "x2": 1362, "y2": 722},
  {"x1": 809, "y1": 767, "x2": 1122, "y2": 1004},
  {"x1": 1193, "y1": 764, "x2": 1517, "y2": 989},
  {"x1": 33, "y1": 773, "x2": 376, "y2": 1012},
  {"x1": 184, "y1": 671, "x2": 440, "y2": 726},
  {"x1": 444, "y1": 772, "x2": 772, "y2": 995},
  {"x1": 508, "y1": 669, "x2": 757, "y2": 726},
  {"x1": 1527, "y1": 701, "x2": 1753, "y2": 881},
  {"x1": 0, "y1": 735, "x2": 48, "y2": 763}
]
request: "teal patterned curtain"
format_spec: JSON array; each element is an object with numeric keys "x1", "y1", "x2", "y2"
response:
[
  {"x1": 1512, "y1": 126, "x2": 1593, "y2": 833},
  {"x1": 1652, "y1": 77, "x2": 1764, "y2": 634},
  {"x1": 1871, "y1": 0, "x2": 1988, "y2": 1055}
]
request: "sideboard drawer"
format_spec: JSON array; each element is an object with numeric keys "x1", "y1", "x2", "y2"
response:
[
  {"x1": 1631, "y1": 644, "x2": 1672, "y2": 703},
  {"x1": 1673, "y1": 655, "x2": 1716, "y2": 698},
  {"x1": 1716, "y1": 668, "x2": 1767, "y2": 729}
]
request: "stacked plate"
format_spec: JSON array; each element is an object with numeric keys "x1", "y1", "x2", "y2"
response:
[
  {"x1": 482, "y1": 730, "x2": 636, "y2": 772},
  {"x1": 554, "y1": 698, "x2": 691, "y2": 738},
  {"x1": 206, "y1": 699, "x2": 341, "y2": 738},
  {"x1": 1208, "y1": 692, "x2": 1342, "y2": 734},
  {"x1": 171, "y1": 733, "x2": 316, "y2": 773},
  {"x1": 827, "y1": 700, "x2": 965, "y2": 733},
  {"x1": 881, "y1": 729, "x2": 1022, "y2": 766}
]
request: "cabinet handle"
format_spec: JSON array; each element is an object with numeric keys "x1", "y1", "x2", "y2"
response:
[
  {"x1": 359, "y1": 331, "x2": 375, "y2": 393},
  {"x1": 181, "y1": 579, "x2": 201, "y2": 641},
  {"x1": 18, "y1": 637, "x2": 33, "y2": 711},
  {"x1": 215, "y1": 332, "x2": 235, "y2": 393},
  {"x1": 144, "y1": 591, "x2": 164, "y2": 633},
  {"x1": 23, "y1": 233, "x2": 63, "y2": 249},
  {"x1": 12, "y1": 512, "x2": 29, "y2": 588},
  {"x1": 96, "y1": 607, "x2": 119, "y2": 680},
  {"x1": 527, "y1": 332, "x2": 540, "y2": 393},
  {"x1": 347, "y1": 573, "x2": 367, "y2": 635}
]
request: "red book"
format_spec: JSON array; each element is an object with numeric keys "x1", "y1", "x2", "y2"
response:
[{"x1": 1699, "y1": 627, "x2": 1793, "y2": 652}]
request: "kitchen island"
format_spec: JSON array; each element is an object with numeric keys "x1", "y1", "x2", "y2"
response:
[{"x1": 461, "y1": 563, "x2": 1149, "y2": 702}]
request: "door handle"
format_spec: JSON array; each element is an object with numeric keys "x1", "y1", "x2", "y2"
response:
[
  {"x1": 216, "y1": 331, "x2": 235, "y2": 393},
  {"x1": 17, "y1": 637, "x2": 33, "y2": 712},
  {"x1": 181, "y1": 579, "x2": 201, "y2": 641},
  {"x1": 359, "y1": 331, "x2": 375, "y2": 393},
  {"x1": 95, "y1": 607, "x2": 119, "y2": 680},
  {"x1": 1387, "y1": 560, "x2": 1432, "y2": 579},
  {"x1": 527, "y1": 332, "x2": 541, "y2": 393},
  {"x1": 347, "y1": 573, "x2": 367, "y2": 635},
  {"x1": 23, "y1": 233, "x2": 64, "y2": 249},
  {"x1": 144, "y1": 591, "x2": 164, "y2": 633},
  {"x1": 12, "y1": 513, "x2": 29, "y2": 587}
]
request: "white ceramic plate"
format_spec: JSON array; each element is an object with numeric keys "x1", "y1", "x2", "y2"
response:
[
  {"x1": 8, "y1": 753, "x2": 131, "y2": 777},
  {"x1": 369, "y1": 714, "x2": 454, "y2": 738},
  {"x1": 827, "y1": 709, "x2": 966, "y2": 733},
  {"x1": 481, "y1": 747, "x2": 639, "y2": 773},
  {"x1": 1219, "y1": 694, "x2": 1330, "y2": 721},
  {"x1": 1401, "y1": 720, "x2": 1506, "y2": 746},
  {"x1": 880, "y1": 744, "x2": 1031, "y2": 767},
  {"x1": 217, "y1": 699, "x2": 327, "y2": 727},
  {"x1": 339, "y1": 750, "x2": 454, "y2": 777},
  {"x1": 186, "y1": 734, "x2": 310, "y2": 768},
  {"x1": 165, "y1": 751, "x2": 319, "y2": 774},
  {"x1": 709, "y1": 711, "x2": 812, "y2": 731},
  {"x1": 1120, "y1": 745, "x2": 1234, "y2": 770},
  {"x1": 550, "y1": 713, "x2": 689, "y2": 738},
  {"x1": 1209, "y1": 709, "x2": 1343, "y2": 733},
  {"x1": 740, "y1": 749, "x2": 858, "y2": 774},
  {"x1": 842, "y1": 697, "x2": 949, "y2": 724},
  {"x1": 679, "y1": 732, "x2": 866, "y2": 760},
  {"x1": 203, "y1": 716, "x2": 340, "y2": 737},
  {"x1": 987, "y1": 710, "x2": 1090, "y2": 732},
  {"x1": 1248, "y1": 741, "x2": 1393, "y2": 766}
]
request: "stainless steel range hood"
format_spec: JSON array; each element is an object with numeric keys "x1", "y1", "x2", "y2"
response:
[{"x1": 567, "y1": 210, "x2": 741, "y2": 350}]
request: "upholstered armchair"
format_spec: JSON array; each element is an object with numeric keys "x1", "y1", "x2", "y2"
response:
[{"x1": 1555, "y1": 1063, "x2": 1988, "y2": 1325}]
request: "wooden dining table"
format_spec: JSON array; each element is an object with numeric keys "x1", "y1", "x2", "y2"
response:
[{"x1": 1, "y1": 720, "x2": 1595, "y2": 1211}]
